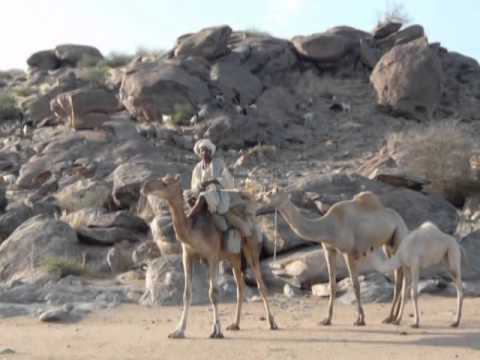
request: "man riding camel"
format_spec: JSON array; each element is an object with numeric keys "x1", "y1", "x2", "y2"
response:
[{"x1": 187, "y1": 139, "x2": 253, "y2": 246}]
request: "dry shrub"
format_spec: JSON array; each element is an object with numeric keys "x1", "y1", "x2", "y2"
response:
[
  {"x1": 376, "y1": 0, "x2": 411, "y2": 26},
  {"x1": 387, "y1": 121, "x2": 475, "y2": 200},
  {"x1": 42, "y1": 257, "x2": 89, "y2": 278},
  {"x1": 0, "y1": 93, "x2": 20, "y2": 120}
]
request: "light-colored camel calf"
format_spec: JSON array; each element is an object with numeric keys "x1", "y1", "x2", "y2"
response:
[{"x1": 370, "y1": 221, "x2": 464, "y2": 328}]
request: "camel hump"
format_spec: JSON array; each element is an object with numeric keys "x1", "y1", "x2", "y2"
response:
[{"x1": 352, "y1": 191, "x2": 384, "y2": 210}]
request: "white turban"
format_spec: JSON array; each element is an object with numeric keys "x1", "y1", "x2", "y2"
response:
[{"x1": 193, "y1": 139, "x2": 216, "y2": 157}]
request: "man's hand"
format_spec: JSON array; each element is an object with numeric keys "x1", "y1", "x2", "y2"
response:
[{"x1": 201, "y1": 179, "x2": 218, "y2": 189}]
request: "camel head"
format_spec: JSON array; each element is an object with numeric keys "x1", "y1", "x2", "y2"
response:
[
  {"x1": 258, "y1": 185, "x2": 290, "y2": 208},
  {"x1": 141, "y1": 174, "x2": 182, "y2": 200}
]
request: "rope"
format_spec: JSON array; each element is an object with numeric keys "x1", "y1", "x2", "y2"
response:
[{"x1": 273, "y1": 208, "x2": 278, "y2": 262}]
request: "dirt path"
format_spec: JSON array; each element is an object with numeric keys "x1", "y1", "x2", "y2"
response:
[{"x1": 1, "y1": 295, "x2": 479, "y2": 360}]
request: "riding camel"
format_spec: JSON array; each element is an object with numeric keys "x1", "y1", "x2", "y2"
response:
[
  {"x1": 370, "y1": 221, "x2": 464, "y2": 328},
  {"x1": 259, "y1": 187, "x2": 408, "y2": 326},
  {"x1": 141, "y1": 174, "x2": 278, "y2": 339}
]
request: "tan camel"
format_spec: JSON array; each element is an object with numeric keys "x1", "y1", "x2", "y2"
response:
[
  {"x1": 259, "y1": 187, "x2": 408, "y2": 326},
  {"x1": 370, "y1": 221, "x2": 464, "y2": 328},
  {"x1": 141, "y1": 174, "x2": 278, "y2": 339}
]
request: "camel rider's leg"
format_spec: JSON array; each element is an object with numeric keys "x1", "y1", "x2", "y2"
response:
[
  {"x1": 187, "y1": 195, "x2": 206, "y2": 219},
  {"x1": 225, "y1": 212, "x2": 253, "y2": 238}
]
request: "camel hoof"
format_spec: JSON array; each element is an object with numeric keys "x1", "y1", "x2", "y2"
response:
[
  {"x1": 382, "y1": 316, "x2": 394, "y2": 324},
  {"x1": 209, "y1": 323, "x2": 224, "y2": 339},
  {"x1": 410, "y1": 323, "x2": 419, "y2": 329},
  {"x1": 209, "y1": 331, "x2": 224, "y2": 339},
  {"x1": 168, "y1": 330, "x2": 185, "y2": 339},
  {"x1": 226, "y1": 324, "x2": 240, "y2": 331},
  {"x1": 319, "y1": 318, "x2": 332, "y2": 326},
  {"x1": 353, "y1": 319, "x2": 366, "y2": 326},
  {"x1": 450, "y1": 322, "x2": 460, "y2": 328},
  {"x1": 270, "y1": 321, "x2": 279, "y2": 330},
  {"x1": 392, "y1": 319, "x2": 402, "y2": 326}
]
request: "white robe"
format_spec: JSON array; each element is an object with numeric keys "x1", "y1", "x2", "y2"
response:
[{"x1": 191, "y1": 158, "x2": 234, "y2": 214}]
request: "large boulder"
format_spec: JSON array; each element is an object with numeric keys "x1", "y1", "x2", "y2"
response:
[
  {"x1": 27, "y1": 50, "x2": 61, "y2": 71},
  {"x1": 28, "y1": 74, "x2": 84, "y2": 123},
  {"x1": 174, "y1": 25, "x2": 232, "y2": 60},
  {"x1": 51, "y1": 87, "x2": 121, "y2": 130},
  {"x1": 0, "y1": 216, "x2": 80, "y2": 282},
  {"x1": 17, "y1": 132, "x2": 108, "y2": 189},
  {"x1": 54, "y1": 179, "x2": 111, "y2": 212},
  {"x1": 325, "y1": 26, "x2": 372, "y2": 51},
  {"x1": 359, "y1": 39, "x2": 383, "y2": 69},
  {"x1": 291, "y1": 33, "x2": 350, "y2": 62},
  {"x1": 76, "y1": 227, "x2": 143, "y2": 246},
  {"x1": 0, "y1": 204, "x2": 34, "y2": 242},
  {"x1": 373, "y1": 22, "x2": 402, "y2": 40},
  {"x1": 439, "y1": 51, "x2": 480, "y2": 120},
  {"x1": 230, "y1": 36, "x2": 297, "y2": 81},
  {"x1": 111, "y1": 160, "x2": 188, "y2": 210},
  {"x1": 119, "y1": 60, "x2": 210, "y2": 122},
  {"x1": 54, "y1": 44, "x2": 103, "y2": 67},
  {"x1": 376, "y1": 25, "x2": 425, "y2": 49},
  {"x1": 210, "y1": 61, "x2": 263, "y2": 105},
  {"x1": 370, "y1": 37, "x2": 443, "y2": 121}
]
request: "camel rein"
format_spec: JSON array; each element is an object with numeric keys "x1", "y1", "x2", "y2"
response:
[{"x1": 273, "y1": 208, "x2": 278, "y2": 261}]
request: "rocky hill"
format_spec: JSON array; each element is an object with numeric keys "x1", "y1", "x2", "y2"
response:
[{"x1": 1, "y1": 22, "x2": 480, "y2": 320}]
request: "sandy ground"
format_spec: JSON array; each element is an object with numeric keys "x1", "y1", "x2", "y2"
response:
[{"x1": 1, "y1": 295, "x2": 479, "y2": 360}]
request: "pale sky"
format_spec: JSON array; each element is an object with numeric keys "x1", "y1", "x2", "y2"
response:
[{"x1": 1, "y1": 0, "x2": 478, "y2": 70}]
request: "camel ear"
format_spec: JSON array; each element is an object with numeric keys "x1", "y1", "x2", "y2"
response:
[{"x1": 174, "y1": 173, "x2": 181, "y2": 182}]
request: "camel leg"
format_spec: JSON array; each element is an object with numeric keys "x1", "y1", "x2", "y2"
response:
[
  {"x1": 393, "y1": 266, "x2": 410, "y2": 326},
  {"x1": 208, "y1": 260, "x2": 224, "y2": 339},
  {"x1": 382, "y1": 245, "x2": 403, "y2": 324},
  {"x1": 410, "y1": 266, "x2": 420, "y2": 328},
  {"x1": 320, "y1": 246, "x2": 337, "y2": 326},
  {"x1": 168, "y1": 251, "x2": 193, "y2": 339},
  {"x1": 448, "y1": 248, "x2": 464, "y2": 328},
  {"x1": 226, "y1": 256, "x2": 244, "y2": 331},
  {"x1": 345, "y1": 254, "x2": 365, "y2": 326},
  {"x1": 244, "y1": 245, "x2": 278, "y2": 330}
]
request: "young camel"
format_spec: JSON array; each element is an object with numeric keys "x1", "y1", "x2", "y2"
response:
[
  {"x1": 370, "y1": 221, "x2": 464, "y2": 328},
  {"x1": 141, "y1": 174, "x2": 278, "y2": 339},
  {"x1": 259, "y1": 187, "x2": 408, "y2": 326}
]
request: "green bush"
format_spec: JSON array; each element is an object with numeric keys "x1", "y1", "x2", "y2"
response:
[
  {"x1": 42, "y1": 257, "x2": 89, "y2": 278},
  {"x1": 169, "y1": 102, "x2": 194, "y2": 126},
  {"x1": 0, "y1": 93, "x2": 19, "y2": 119}
]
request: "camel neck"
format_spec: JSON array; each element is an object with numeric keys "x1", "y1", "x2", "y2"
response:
[
  {"x1": 278, "y1": 199, "x2": 336, "y2": 244},
  {"x1": 167, "y1": 197, "x2": 192, "y2": 245}
]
